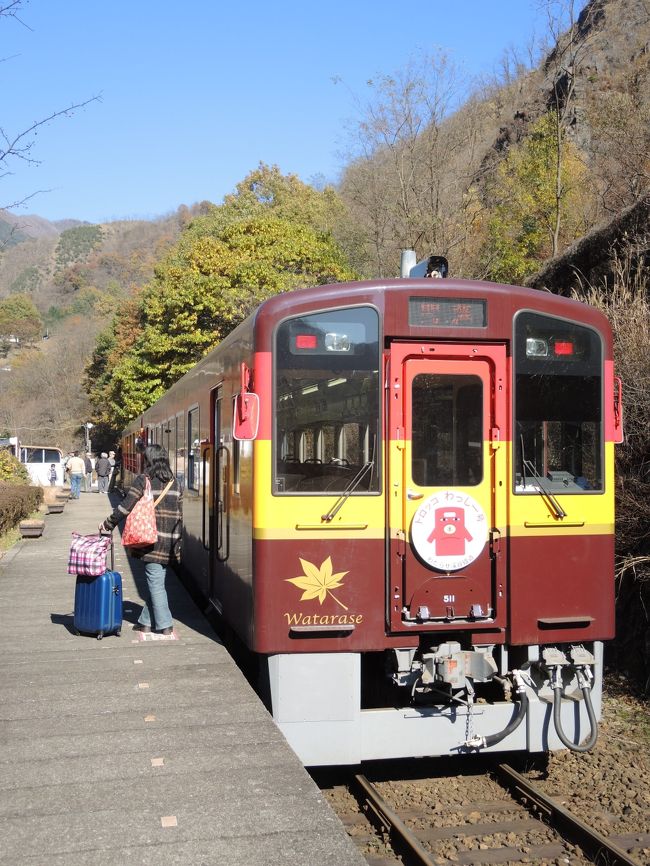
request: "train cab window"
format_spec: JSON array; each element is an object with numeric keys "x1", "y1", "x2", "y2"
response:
[
  {"x1": 514, "y1": 312, "x2": 603, "y2": 493},
  {"x1": 274, "y1": 306, "x2": 380, "y2": 494},
  {"x1": 187, "y1": 407, "x2": 200, "y2": 492},
  {"x1": 411, "y1": 375, "x2": 482, "y2": 486}
]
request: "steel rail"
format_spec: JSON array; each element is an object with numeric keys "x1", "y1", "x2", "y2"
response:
[
  {"x1": 495, "y1": 763, "x2": 642, "y2": 866},
  {"x1": 351, "y1": 774, "x2": 436, "y2": 866}
]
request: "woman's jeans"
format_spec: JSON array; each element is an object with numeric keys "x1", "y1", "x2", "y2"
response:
[{"x1": 138, "y1": 561, "x2": 173, "y2": 630}]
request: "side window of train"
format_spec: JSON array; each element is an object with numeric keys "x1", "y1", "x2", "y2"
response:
[
  {"x1": 514, "y1": 312, "x2": 604, "y2": 494},
  {"x1": 187, "y1": 406, "x2": 200, "y2": 492}
]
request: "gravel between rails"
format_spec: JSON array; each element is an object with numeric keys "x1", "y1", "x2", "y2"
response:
[{"x1": 320, "y1": 679, "x2": 649, "y2": 866}]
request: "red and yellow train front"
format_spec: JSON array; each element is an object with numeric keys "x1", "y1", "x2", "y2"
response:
[{"x1": 249, "y1": 289, "x2": 615, "y2": 765}]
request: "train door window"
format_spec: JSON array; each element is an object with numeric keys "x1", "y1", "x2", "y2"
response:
[
  {"x1": 514, "y1": 312, "x2": 603, "y2": 493},
  {"x1": 176, "y1": 411, "x2": 185, "y2": 490},
  {"x1": 188, "y1": 406, "x2": 200, "y2": 492},
  {"x1": 411, "y1": 375, "x2": 483, "y2": 486},
  {"x1": 214, "y1": 387, "x2": 229, "y2": 561},
  {"x1": 274, "y1": 305, "x2": 380, "y2": 494}
]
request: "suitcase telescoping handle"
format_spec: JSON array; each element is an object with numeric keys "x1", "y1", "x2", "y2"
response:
[{"x1": 98, "y1": 529, "x2": 114, "y2": 571}]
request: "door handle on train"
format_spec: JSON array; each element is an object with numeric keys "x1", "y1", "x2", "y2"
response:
[
  {"x1": 489, "y1": 528, "x2": 501, "y2": 558},
  {"x1": 407, "y1": 489, "x2": 423, "y2": 500}
]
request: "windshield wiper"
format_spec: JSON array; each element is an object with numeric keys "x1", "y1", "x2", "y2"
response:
[
  {"x1": 321, "y1": 461, "x2": 374, "y2": 523},
  {"x1": 519, "y1": 434, "x2": 566, "y2": 519},
  {"x1": 522, "y1": 457, "x2": 567, "y2": 519}
]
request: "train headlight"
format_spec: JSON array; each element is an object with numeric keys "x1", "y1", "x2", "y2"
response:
[
  {"x1": 526, "y1": 337, "x2": 548, "y2": 357},
  {"x1": 325, "y1": 332, "x2": 351, "y2": 352}
]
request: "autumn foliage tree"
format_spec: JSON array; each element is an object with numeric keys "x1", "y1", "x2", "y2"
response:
[
  {"x1": 86, "y1": 168, "x2": 356, "y2": 429},
  {"x1": 0, "y1": 293, "x2": 43, "y2": 349}
]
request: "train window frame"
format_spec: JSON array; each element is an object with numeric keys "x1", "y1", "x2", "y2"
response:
[
  {"x1": 272, "y1": 303, "x2": 382, "y2": 497},
  {"x1": 513, "y1": 309, "x2": 605, "y2": 496},
  {"x1": 187, "y1": 404, "x2": 200, "y2": 494}
]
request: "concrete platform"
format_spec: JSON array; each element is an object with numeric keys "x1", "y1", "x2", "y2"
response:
[{"x1": 0, "y1": 490, "x2": 364, "y2": 866}]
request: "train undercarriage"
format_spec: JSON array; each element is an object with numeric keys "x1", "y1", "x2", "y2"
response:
[{"x1": 267, "y1": 641, "x2": 602, "y2": 766}]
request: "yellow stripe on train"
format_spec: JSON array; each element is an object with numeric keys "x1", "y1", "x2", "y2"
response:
[{"x1": 253, "y1": 440, "x2": 385, "y2": 539}]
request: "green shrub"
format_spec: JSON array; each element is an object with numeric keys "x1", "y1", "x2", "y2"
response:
[
  {"x1": 0, "y1": 450, "x2": 29, "y2": 484},
  {"x1": 0, "y1": 483, "x2": 43, "y2": 534}
]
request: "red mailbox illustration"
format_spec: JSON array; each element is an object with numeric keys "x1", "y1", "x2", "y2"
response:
[{"x1": 426, "y1": 507, "x2": 473, "y2": 557}]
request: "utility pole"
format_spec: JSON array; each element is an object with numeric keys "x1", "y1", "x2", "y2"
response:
[{"x1": 84, "y1": 422, "x2": 94, "y2": 453}]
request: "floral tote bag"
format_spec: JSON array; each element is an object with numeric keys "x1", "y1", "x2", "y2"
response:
[{"x1": 121, "y1": 477, "x2": 157, "y2": 548}]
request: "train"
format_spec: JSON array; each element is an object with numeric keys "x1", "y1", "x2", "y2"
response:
[{"x1": 120, "y1": 252, "x2": 622, "y2": 766}]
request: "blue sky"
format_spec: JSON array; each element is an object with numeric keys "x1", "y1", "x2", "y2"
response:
[{"x1": 4, "y1": 1, "x2": 556, "y2": 223}]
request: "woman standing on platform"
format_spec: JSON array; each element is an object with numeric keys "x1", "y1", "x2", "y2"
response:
[{"x1": 100, "y1": 444, "x2": 182, "y2": 635}]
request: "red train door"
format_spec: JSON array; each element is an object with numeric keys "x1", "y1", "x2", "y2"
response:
[{"x1": 387, "y1": 342, "x2": 507, "y2": 634}]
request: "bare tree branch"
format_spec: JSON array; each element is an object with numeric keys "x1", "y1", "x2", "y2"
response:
[
  {"x1": 1, "y1": 2, "x2": 101, "y2": 212},
  {"x1": 0, "y1": 0, "x2": 32, "y2": 29},
  {"x1": 0, "y1": 96, "x2": 101, "y2": 169}
]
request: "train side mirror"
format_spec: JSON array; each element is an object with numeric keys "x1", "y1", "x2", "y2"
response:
[{"x1": 233, "y1": 392, "x2": 259, "y2": 441}]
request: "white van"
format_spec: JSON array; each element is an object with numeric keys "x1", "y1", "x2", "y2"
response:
[{"x1": 20, "y1": 445, "x2": 64, "y2": 486}]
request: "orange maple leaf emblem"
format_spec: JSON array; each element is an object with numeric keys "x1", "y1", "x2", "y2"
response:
[{"x1": 286, "y1": 556, "x2": 349, "y2": 609}]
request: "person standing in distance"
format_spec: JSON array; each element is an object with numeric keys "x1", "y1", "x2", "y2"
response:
[
  {"x1": 83, "y1": 452, "x2": 93, "y2": 493},
  {"x1": 66, "y1": 451, "x2": 86, "y2": 499},
  {"x1": 95, "y1": 452, "x2": 111, "y2": 493},
  {"x1": 100, "y1": 444, "x2": 182, "y2": 635}
]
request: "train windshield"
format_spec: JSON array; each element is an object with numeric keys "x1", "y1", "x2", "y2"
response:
[
  {"x1": 274, "y1": 306, "x2": 380, "y2": 494},
  {"x1": 514, "y1": 312, "x2": 603, "y2": 493}
]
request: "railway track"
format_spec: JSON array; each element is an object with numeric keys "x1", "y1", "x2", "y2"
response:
[{"x1": 323, "y1": 762, "x2": 648, "y2": 866}]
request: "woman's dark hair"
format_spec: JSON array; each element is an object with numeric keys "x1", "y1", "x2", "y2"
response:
[{"x1": 143, "y1": 444, "x2": 173, "y2": 482}]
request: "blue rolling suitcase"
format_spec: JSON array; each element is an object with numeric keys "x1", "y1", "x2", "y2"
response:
[{"x1": 73, "y1": 537, "x2": 122, "y2": 639}]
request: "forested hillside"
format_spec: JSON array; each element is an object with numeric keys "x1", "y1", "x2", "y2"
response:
[
  {"x1": 0, "y1": 203, "x2": 208, "y2": 444},
  {"x1": 338, "y1": 0, "x2": 649, "y2": 281}
]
